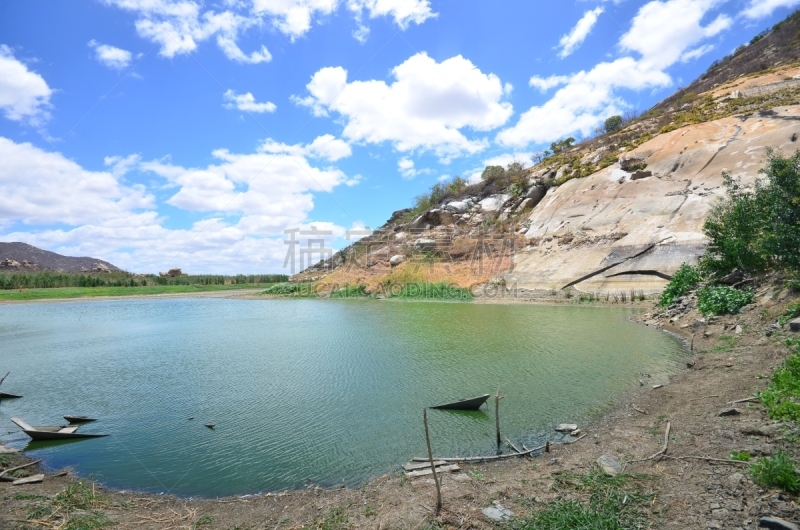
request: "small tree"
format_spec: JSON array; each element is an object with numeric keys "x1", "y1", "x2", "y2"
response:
[
  {"x1": 481, "y1": 165, "x2": 506, "y2": 182},
  {"x1": 549, "y1": 137, "x2": 575, "y2": 155},
  {"x1": 604, "y1": 115, "x2": 623, "y2": 133},
  {"x1": 701, "y1": 150, "x2": 800, "y2": 275}
]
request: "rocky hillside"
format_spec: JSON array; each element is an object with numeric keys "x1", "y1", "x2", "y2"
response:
[
  {"x1": 0, "y1": 242, "x2": 122, "y2": 273},
  {"x1": 296, "y1": 13, "x2": 800, "y2": 297}
]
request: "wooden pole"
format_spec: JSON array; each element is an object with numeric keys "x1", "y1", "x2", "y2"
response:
[
  {"x1": 495, "y1": 387, "x2": 502, "y2": 451},
  {"x1": 423, "y1": 409, "x2": 442, "y2": 514}
]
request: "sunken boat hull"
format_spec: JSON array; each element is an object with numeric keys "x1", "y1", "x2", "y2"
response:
[{"x1": 430, "y1": 394, "x2": 491, "y2": 410}]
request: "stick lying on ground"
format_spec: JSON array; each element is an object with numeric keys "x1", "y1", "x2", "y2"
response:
[
  {"x1": 411, "y1": 442, "x2": 550, "y2": 463},
  {"x1": 0, "y1": 459, "x2": 42, "y2": 481},
  {"x1": 631, "y1": 421, "x2": 671, "y2": 462},
  {"x1": 726, "y1": 397, "x2": 759, "y2": 405}
]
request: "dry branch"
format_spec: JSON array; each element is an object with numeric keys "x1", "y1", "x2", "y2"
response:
[
  {"x1": 726, "y1": 397, "x2": 759, "y2": 405},
  {"x1": 411, "y1": 443, "x2": 547, "y2": 463},
  {"x1": 0, "y1": 459, "x2": 41, "y2": 480}
]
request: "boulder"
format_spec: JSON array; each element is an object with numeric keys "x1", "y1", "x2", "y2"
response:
[
  {"x1": 620, "y1": 156, "x2": 646, "y2": 171},
  {"x1": 555, "y1": 423, "x2": 578, "y2": 432},
  {"x1": 479, "y1": 194, "x2": 511, "y2": 212},
  {"x1": 789, "y1": 318, "x2": 800, "y2": 332},
  {"x1": 413, "y1": 239, "x2": 436, "y2": 252},
  {"x1": 759, "y1": 517, "x2": 799, "y2": 530},
  {"x1": 0, "y1": 258, "x2": 21, "y2": 268},
  {"x1": 389, "y1": 255, "x2": 405, "y2": 267},
  {"x1": 719, "y1": 269, "x2": 745, "y2": 285},
  {"x1": 386, "y1": 208, "x2": 412, "y2": 224},
  {"x1": 524, "y1": 185, "x2": 548, "y2": 207},
  {"x1": 409, "y1": 209, "x2": 446, "y2": 229},
  {"x1": 597, "y1": 455, "x2": 621, "y2": 476},
  {"x1": 630, "y1": 170, "x2": 653, "y2": 180},
  {"x1": 443, "y1": 200, "x2": 473, "y2": 213},
  {"x1": 167, "y1": 268, "x2": 183, "y2": 277},
  {"x1": 718, "y1": 408, "x2": 742, "y2": 417},
  {"x1": 515, "y1": 198, "x2": 532, "y2": 212}
]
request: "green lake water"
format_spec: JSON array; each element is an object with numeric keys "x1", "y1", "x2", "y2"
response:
[{"x1": 0, "y1": 298, "x2": 685, "y2": 497}]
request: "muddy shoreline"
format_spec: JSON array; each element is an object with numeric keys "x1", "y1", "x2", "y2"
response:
[{"x1": 2, "y1": 288, "x2": 799, "y2": 529}]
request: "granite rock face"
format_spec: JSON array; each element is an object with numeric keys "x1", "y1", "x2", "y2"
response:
[{"x1": 507, "y1": 107, "x2": 800, "y2": 293}]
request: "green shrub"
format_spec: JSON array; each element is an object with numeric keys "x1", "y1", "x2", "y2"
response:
[
  {"x1": 779, "y1": 303, "x2": 800, "y2": 326},
  {"x1": 730, "y1": 451, "x2": 751, "y2": 461},
  {"x1": 604, "y1": 115, "x2": 623, "y2": 133},
  {"x1": 330, "y1": 284, "x2": 369, "y2": 298},
  {"x1": 388, "y1": 282, "x2": 472, "y2": 300},
  {"x1": 659, "y1": 264, "x2": 702, "y2": 307},
  {"x1": 702, "y1": 151, "x2": 800, "y2": 275},
  {"x1": 261, "y1": 282, "x2": 314, "y2": 296},
  {"x1": 697, "y1": 286, "x2": 754, "y2": 315},
  {"x1": 760, "y1": 344, "x2": 800, "y2": 422},
  {"x1": 750, "y1": 451, "x2": 800, "y2": 494}
]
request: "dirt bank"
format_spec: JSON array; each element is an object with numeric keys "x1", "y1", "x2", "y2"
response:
[{"x1": 2, "y1": 287, "x2": 799, "y2": 530}]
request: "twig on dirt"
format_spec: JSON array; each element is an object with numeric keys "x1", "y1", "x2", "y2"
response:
[
  {"x1": 661, "y1": 455, "x2": 749, "y2": 465},
  {"x1": 726, "y1": 397, "x2": 759, "y2": 405},
  {"x1": 0, "y1": 459, "x2": 41, "y2": 479},
  {"x1": 632, "y1": 404, "x2": 647, "y2": 414},
  {"x1": 690, "y1": 395, "x2": 720, "y2": 401},
  {"x1": 631, "y1": 421, "x2": 671, "y2": 462}
]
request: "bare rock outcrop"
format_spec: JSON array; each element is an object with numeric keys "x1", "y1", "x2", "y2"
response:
[{"x1": 507, "y1": 106, "x2": 800, "y2": 293}]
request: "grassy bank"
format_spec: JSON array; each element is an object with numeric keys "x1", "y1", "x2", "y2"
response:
[
  {"x1": 260, "y1": 281, "x2": 474, "y2": 301},
  {"x1": 0, "y1": 283, "x2": 273, "y2": 301}
]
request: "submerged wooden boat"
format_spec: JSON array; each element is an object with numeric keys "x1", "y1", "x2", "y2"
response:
[
  {"x1": 11, "y1": 418, "x2": 108, "y2": 441},
  {"x1": 63, "y1": 415, "x2": 97, "y2": 423},
  {"x1": 430, "y1": 394, "x2": 491, "y2": 411},
  {"x1": 0, "y1": 392, "x2": 22, "y2": 399}
]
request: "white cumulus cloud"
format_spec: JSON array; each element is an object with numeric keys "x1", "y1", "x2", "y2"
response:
[
  {"x1": 529, "y1": 75, "x2": 571, "y2": 92},
  {"x1": 251, "y1": 0, "x2": 338, "y2": 39},
  {"x1": 294, "y1": 53, "x2": 513, "y2": 160},
  {"x1": 223, "y1": 89, "x2": 277, "y2": 113},
  {"x1": 347, "y1": 0, "x2": 436, "y2": 30},
  {"x1": 619, "y1": 0, "x2": 731, "y2": 69},
  {"x1": 0, "y1": 137, "x2": 153, "y2": 226},
  {"x1": 558, "y1": 7, "x2": 603, "y2": 58},
  {"x1": 741, "y1": 0, "x2": 800, "y2": 19},
  {"x1": 104, "y1": 0, "x2": 437, "y2": 57},
  {"x1": 0, "y1": 46, "x2": 53, "y2": 125},
  {"x1": 498, "y1": 0, "x2": 732, "y2": 148},
  {"x1": 104, "y1": 0, "x2": 271, "y2": 63},
  {"x1": 88, "y1": 40, "x2": 134, "y2": 69}
]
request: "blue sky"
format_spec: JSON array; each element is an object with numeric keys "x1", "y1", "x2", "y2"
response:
[{"x1": 0, "y1": 0, "x2": 797, "y2": 273}]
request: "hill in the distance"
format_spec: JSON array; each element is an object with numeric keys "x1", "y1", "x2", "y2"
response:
[{"x1": 0, "y1": 242, "x2": 123, "y2": 273}]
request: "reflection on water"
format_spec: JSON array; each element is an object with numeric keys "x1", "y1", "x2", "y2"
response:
[{"x1": 0, "y1": 298, "x2": 685, "y2": 497}]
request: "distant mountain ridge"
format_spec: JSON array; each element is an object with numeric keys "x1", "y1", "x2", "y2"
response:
[{"x1": 0, "y1": 242, "x2": 123, "y2": 273}]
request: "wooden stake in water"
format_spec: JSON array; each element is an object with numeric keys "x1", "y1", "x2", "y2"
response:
[
  {"x1": 423, "y1": 408, "x2": 442, "y2": 513},
  {"x1": 495, "y1": 386, "x2": 504, "y2": 451}
]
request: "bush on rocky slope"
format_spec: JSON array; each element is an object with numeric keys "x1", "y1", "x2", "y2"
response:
[{"x1": 702, "y1": 150, "x2": 800, "y2": 276}]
